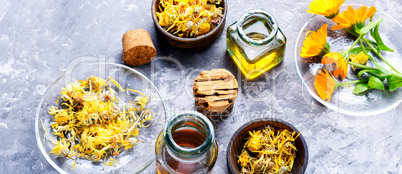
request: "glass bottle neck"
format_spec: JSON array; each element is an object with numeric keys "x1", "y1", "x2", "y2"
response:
[
  {"x1": 164, "y1": 111, "x2": 214, "y2": 158},
  {"x1": 236, "y1": 10, "x2": 279, "y2": 46}
]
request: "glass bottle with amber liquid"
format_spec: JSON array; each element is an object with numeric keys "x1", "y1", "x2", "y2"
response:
[
  {"x1": 227, "y1": 10, "x2": 287, "y2": 80},
  {"x1": 155, "y1": 111, "x2": 218, "y2": 174}
]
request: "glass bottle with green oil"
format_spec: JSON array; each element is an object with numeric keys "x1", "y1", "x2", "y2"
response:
[{"x1": 227, "y1": 10, "x2": 286, "y2": 80}]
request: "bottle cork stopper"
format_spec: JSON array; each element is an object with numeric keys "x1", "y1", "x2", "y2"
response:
[
  {"x1": 122, "y1": 29, "x2": 157, "y2": 66},
  {"x1": 193, "y1": 69, "x2": 239, "y2": 121}
]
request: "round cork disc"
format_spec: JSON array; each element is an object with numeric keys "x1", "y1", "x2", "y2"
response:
[{"x1": 193, "y1": 69, "x2": 239, "y2": 120}]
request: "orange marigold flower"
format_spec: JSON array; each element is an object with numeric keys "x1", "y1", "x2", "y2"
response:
[
  {"x1": 314, "y1": 70, "x2": 337, "y2": 102},
  {"x1": 333, "y1": 57, "x2": 348, "y2": 79},
  {"x1": 332, "y1": 6, "x2": 376, "y2": 33},
  {"x1": 300, "y1": 24, "x2": 331, "y2": 58},
  {"x1": 322, "y1": 52, "x2": 348, "y2": 79},
  {"x1": 306, "y1": 0, "x2": 345, "y2": 19}
]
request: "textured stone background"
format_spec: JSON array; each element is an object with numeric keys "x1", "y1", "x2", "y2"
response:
[{"x1": 0, "y1": 0, "x2": 401, "y2": 173}]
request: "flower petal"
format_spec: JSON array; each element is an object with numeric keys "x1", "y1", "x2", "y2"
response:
[
  {"x1": 314, "y1": 70, "x2": 336, "y2": 102},
  {"x1": 300, "y1": 24, "x2": 329, "y2": 58},
  {"x1": 331, "y1": 5, "x2": 376, "y2": 33},
  {"x1": 333, "y1": 57, "x2": 348, "y2": 79},
  {"x1": 307, "y1": 0, "x2": 344, "y2": 18}
]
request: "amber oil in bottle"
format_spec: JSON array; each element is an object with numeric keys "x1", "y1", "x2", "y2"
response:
[
  {"x1": 155, "y1": 111, "x2": 218, "y2": 174},
  {"x1": 227, "y1": 10, "x2": 286, "y2": 80}
]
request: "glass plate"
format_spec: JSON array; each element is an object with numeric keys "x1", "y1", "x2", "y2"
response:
[
  {"x1": 294, "y1": 4, "x2": 402, "y2": 116},
  {"x1": 35, "y1": 62, "x2": 167, "y2": 173}
]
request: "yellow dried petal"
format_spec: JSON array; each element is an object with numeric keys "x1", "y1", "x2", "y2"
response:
[
  {"x1": 47, "y1": 76, "x2": 154, "y2": 164},
  {"x1": 197, "y1": 22, "x2": 210, "y2": 36}
]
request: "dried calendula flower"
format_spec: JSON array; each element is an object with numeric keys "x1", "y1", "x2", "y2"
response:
[
  {"x1": 198, "y1": 22, "x2": 211, "y2": 36},
  {"x1": 247, "y1": 130, "x2": 262, "y2": 152},
  {"x1": 45, "y1": 76, "x2": 155, "y2": 165},
  {"x1": 238, "y1": 150, "x2": 250, "y2": 167},
  {"x1": 238, "y1": 126, "x2": 299, "y2": 174},
  {"x1": 252, "y1": 155, "x2": 274, "y2": 173},
  {"x1": 156, "y1": 0, "x2": 224, "y2": 38},
  {"x1": 50, "y1": 139, "x2": 70, "y2": 158}
]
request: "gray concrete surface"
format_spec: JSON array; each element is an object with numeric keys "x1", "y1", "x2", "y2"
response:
[{"x1": 0, "y1": 0, "x2": 401, "y2": 173}]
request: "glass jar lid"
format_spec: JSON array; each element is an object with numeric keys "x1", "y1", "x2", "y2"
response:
[
  {"x1": 236, "y1": 10, "x2": 279, "y2": 45},
  {"x1": 164, "y1": 111, "x2": 215, "y2": 158}
]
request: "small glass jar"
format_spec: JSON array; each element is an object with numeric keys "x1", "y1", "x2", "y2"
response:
[
  {"x1": 227, "y1": 10, "x2": 287, "y2": 80},
  {"x1": 155, "y1": 111, "x2": 218, "y2": 174}
]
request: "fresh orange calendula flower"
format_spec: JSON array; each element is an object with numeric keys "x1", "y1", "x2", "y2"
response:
[
  {"x1": 332, "y1": 6, "x2": 376, "y2": 32},
  {"x1": 314, "y1": 70, "x2": 337, "y2": 102},
  {"x1": 333, "y1": 57, "x2": 348, "y2": 79},
  {"x1": 300, "y1": 24, "x2": 331, "y2": 58},
  {"x1": 322, "y1": 52, "x2": 348, "y2": 79},
  {"x1": 306, "y1": 0, "x2": 345, "y2": 19}
]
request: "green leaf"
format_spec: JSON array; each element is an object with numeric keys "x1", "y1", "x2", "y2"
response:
[
  {"x1": 387, "y1": 73, "x2": 402, "y2": 92},
  {"x1": 357, "y1": 69, "x2": 385, "y2": 80},
  {"x1": 368, "y1": 76, "x2": 385, "y2": 90},
  {"x1": 370, "y1": 23, "x2": 394, "y2": 52},
  {"x1": 370, "y1": 23, "x2": 381, "y2": 44},
  {"x1": 359, "y1": 19, "x2": 383, "y2": 35},
  {"x1": 358, "y1": 69, "x2": 373, "y2": 79},
  {"x1": 353, "y1": 83, "x2": 370, "y2": 94},
  {"x1": 357, "y1": 69, "x2": 388, "y2": 81},
  {"x1": 377, "y1": 44, "x2": 394, "y2": 52},
  {"x1": 347, "y1": 46, "x2": 372, "y2": 57},
  {"x1": 375, "y1": 65, "x2": 391, "y2": 76},
  {"x1": 367, "y1": 71, "x2": 386, "y2": 81}
]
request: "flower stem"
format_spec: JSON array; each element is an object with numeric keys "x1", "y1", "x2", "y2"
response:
[
  {"x1": 349, "y1": 32, "x2": 378, "y2": 47},
  {"x1": 360, "y1": 39, "x2": 376, "y2": 63},
  {"x1": 393, "y1": 73, "x2": 402, "y2": 79},
  {"x1": 362, "y1": 37, "x2": 401, "y2": 74},
  {"x1": 347, "y1": 62, "x2": 377, "y2": 70},
  {"x1": 338, "y1": 79, "x2": 368, "y2": 86},
  {"x1": 345, "y1": 34, "x2": 364, "y2": 55}
]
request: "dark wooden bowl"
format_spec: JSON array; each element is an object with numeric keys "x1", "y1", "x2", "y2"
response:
[
  {"x1": 151, "y1": 0, "x2": 227, "y2": 51},
  {"x1": 227, "y1": 118, "x2": 308, "y2": 174}
]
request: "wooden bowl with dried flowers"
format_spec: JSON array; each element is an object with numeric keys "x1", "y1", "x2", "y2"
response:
[
  {"x1": 227, "y1": 118, "x2": 308, "y2": 174},
  {"x1": 151, "y1": 0, "x2": 227, "y2": 51}
]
